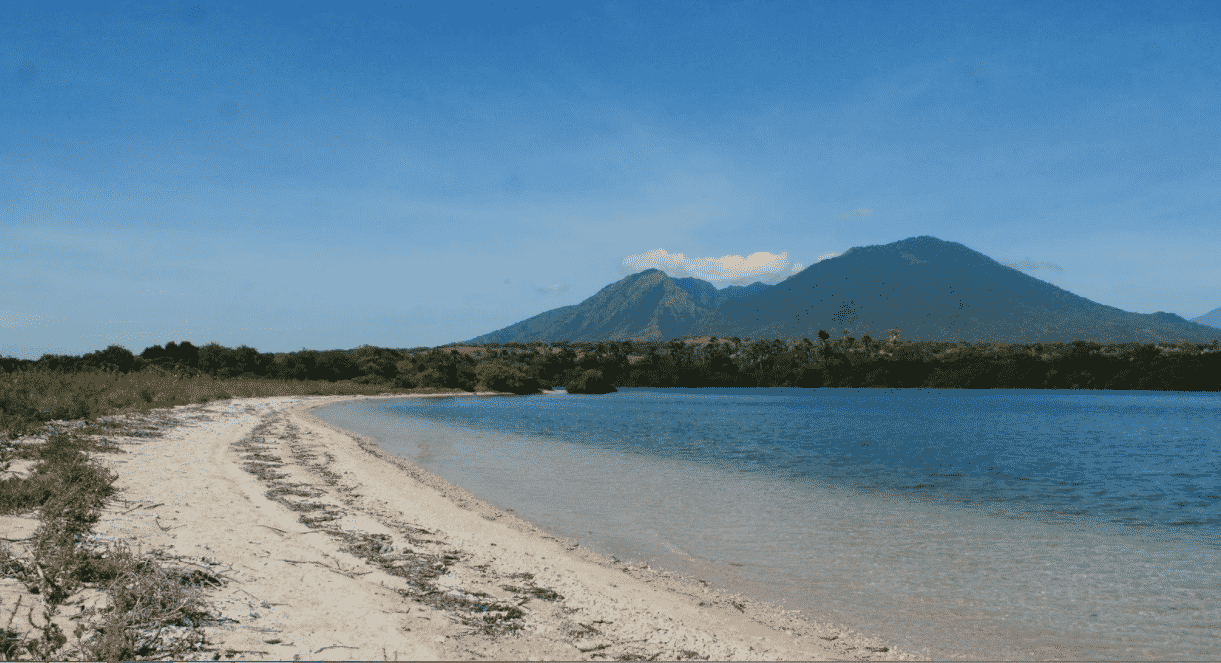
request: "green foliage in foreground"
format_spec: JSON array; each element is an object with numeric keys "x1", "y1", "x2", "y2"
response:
[
  {"x1": 1, "y1": 426, "x2": 219, "y2": 659},
  {"x1": 0, "y1": 432, "x2": 116, "y2": 537}
]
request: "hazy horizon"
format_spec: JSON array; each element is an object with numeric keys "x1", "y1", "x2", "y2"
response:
[{"x1": 4, "y1": 1, "x2": 1220, "y2": 360}]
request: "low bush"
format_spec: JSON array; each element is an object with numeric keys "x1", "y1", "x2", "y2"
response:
[
  {"x1": 0, "y1": 368, "x2": 460, "y2": 442},
  {"x1": 0, "y1": 426, "x2": 212, "y2": 659},
  {"x1": 563, "y1": 369, "x2": 617, "y2": 394},
  {"x1": 475, "y1": 362, "x2": 544, "y2": 395},
  {"x1": 78, "y1": 544, "x2": 212, "y2": 661}
]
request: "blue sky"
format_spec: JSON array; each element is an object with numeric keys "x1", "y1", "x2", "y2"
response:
[{"x1": 2, "y1": 0, "x2": 1219, "y2": 359}]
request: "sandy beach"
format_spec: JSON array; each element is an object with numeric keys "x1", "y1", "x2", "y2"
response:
[{"x1": 9, "y1": 393, "x2": 921, "y2": 661}]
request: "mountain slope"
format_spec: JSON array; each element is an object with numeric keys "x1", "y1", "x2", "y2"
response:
[
  {"x1": 463, "y1": 236, "x2": 1220, "y2": 345},
  {"x1": 464, "y1": 269, "x2": 722, "y2": 344},
  {"x1": 690, "y1": 236, "x2": 1220, "y2": 344},
  {"x1": 1191, "y1": 306, "x2": 1221, "y2": 330}
]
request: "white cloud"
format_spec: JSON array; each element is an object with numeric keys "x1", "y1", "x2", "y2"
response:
[
  {"x1": 537, "y1": 283, "x2": 570, "y2": 294},
  {"x1": 816, "y1": 253, "x2": 840, "y2": 262},
  {"x1": 1000, "y1": 258, "x2": 1064, "y2": 272},
  {"x1": 619, "y1": 249, "x2": 804, "y2": 285}
]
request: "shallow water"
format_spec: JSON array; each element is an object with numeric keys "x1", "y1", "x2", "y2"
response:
[{"x1": 313, "y1": 388, "x2": 1221, "y2": 660}]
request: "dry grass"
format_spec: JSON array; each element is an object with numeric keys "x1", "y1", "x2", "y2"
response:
[
  {"x1": 1, "y1": 366, "x2": 465, "y2": 442},
  {"x1": 0, "y1": 367, "x2": 468, "y2": 659},
  {"x1": 0, "y1": 428, "x2": 217, "y2": 660},
  {"x1": 73, "y1": 544, "x2": 216, "y2": 661},
  {"x1": 229, "y1": 422, "x2": 536, "y2": 639}
]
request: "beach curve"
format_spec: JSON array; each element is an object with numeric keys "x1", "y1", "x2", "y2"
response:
[{"x1": 83, "y1": 393, "x2": 919, "y2": 661}]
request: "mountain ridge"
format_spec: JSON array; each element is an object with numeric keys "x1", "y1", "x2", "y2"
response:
[
  {"x1": 1191, "y1": 306, "x2": 1221, "y2": 330},
  {"x1": 465, "y1": 236, "x2": 1220, "y2": 345}
]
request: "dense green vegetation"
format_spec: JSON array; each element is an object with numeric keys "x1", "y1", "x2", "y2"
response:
[
  {"x1": 595, "y1": 332, "x2": 1221, "y2": 391},
  {"x1": 423, "y1": 331, "x2": 1221, "y2": 393},
  {"x1": 1, "y1": 330, "x2": 1216, "y2": 427},
  {"x1": 0, "y1": 342, "x2": 406, "y2": 383},
  {"x1": 451, "y1": 331, "x2": 1221, "y2": 392}
]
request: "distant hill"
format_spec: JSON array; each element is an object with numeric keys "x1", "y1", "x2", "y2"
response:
[
  {"x1": 690, "y1": 236, "x2": 1221, "y2": 344},
  {"x1": 464, "y1": 269, "x2": 725, "y2": 344},
  {"x1": 465, "y1": 236, "x2": 1221, "y2": 345},
  {"x1": 1191, "y1": 306, "x2": 1221, "y2": 330},
  {"x1": 719, "y1": 281, "x2": 771, "y2": 299}
]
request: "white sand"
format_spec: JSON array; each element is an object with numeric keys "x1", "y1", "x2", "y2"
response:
[{"x1": 74, "y1": 393, "x2": 921, "y2": 661}]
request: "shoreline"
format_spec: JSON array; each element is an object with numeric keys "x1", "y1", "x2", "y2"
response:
[{"x1": 73, "y1": 393, "x2": 920, "y2": 660}]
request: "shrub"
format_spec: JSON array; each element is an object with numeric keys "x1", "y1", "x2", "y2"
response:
[
  {"x1": 197, "y1": 343, "x2": 240, "y2": 378},
  {"x1": 81, "y1": 345, "x2": 137, "y2": 373},
  {"x1": 351, "y1": 346, "x2": 402, "y2": 380},
  {"x1": 563, "y1": 369, "x2": 617, "y2": 394},
  {"x1": 475, "y1": 362, "x2": 543, "y2": 395},
  {"x1": 80, "y1": 545, "x2": 211, "y2": 661},
  {"x1": 314, "y1": 350, "x2": 361, "y2": 381}
]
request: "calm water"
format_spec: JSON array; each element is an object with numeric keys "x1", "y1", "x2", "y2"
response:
[{"x1": 313, "y1": 388, "x2": 1221, "y2": 660}]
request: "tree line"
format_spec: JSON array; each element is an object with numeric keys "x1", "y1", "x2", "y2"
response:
[
  {"x1": 3, "y1": 330, "x2": 1220, "y2": 393},
  {"x1": 0, "y1": 342, "x2": 402, "y2": 383},
  {"x1": 451, "y1": 330, "x2": 1221, "y2": 391}
]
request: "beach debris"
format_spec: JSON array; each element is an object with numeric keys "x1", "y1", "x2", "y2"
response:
[{"x1": 229, "y1": 421, "x2": 536, "y2": 639}]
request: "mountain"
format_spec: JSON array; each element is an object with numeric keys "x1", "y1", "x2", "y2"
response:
[
  {"x1": 464, "y1": 269, "x2": 725, "y2": 344},
  {"x1": 465, "y1": 236, "x2": 1221, "y2": 345},
  {"x1": 720, "y1": 281, "x2": 771, "y2": 299},
  {"x1": 1191, "y1": 306, "x2": 1221, "y2": 330},
  {"x1": 691, "y1": 236, "x2": 1220, "y2": 344}
]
